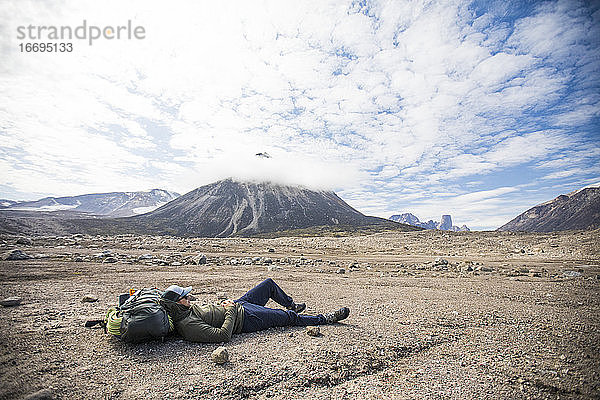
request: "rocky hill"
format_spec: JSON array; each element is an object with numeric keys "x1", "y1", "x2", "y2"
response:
[
  {"x1": 133, "y1": 179, "x2": 415, "y2": 237},
  {"x1": 498, "y1": 187, "x2": 600, "y2": 232},
  {"x1": 390, "y1": 213, "x2": 470, "y2": 232},
  {"x1": 3, "y1": 189, "x2": 180, "y2": 217}
]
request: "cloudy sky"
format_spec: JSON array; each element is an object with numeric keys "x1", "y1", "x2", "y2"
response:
[{"x1": 1, "y1": 0, "x2": 598, "y2": 230}]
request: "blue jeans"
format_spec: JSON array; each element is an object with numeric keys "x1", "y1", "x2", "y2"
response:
[{"x1": 235, "y1": 278, "x2": 325, "y2": 333}]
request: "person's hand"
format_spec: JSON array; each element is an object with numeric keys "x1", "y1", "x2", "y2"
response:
[{"x1": 221, "y1": 299, "x2": 235, "y2": 308}]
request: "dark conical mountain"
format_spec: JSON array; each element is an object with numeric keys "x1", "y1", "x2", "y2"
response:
[
  {"x1": 498, "y1": 187, "x2": 600, "y2": 232},
  {"x1": 132, "y1": 179, "x2": 413, "y2": 237}
]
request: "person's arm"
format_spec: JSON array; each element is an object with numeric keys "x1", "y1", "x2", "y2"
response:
[{"x1": 180, "y1": 306, "x2": 237, "y2": 343}]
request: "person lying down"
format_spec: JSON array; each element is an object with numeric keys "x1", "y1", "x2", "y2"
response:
[{"x1": 160, "y1": 278, "x2": 350, "y2": 343}]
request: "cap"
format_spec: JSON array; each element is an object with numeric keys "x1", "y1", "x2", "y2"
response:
[{"x1": 162, "y1": 285, "x2": 193, "y2": 302}]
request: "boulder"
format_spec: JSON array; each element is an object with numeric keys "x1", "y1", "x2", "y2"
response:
[
  {"x1": 0, "y1": 296, "x2": 22, "y2": 307},
  {"x1": 24, "y1": 389, "x2": 54, "y2": 400},
  {"x1": 81, "y1": 295, "x2": 98, "y2": 303},
  {"x1": 3, "y1": 250, "x2": 33, "y2": 260},
  {"x1": 211, "y1": 347, "x2": 229, "y2": 364},
  {"x1": 193, "y1": 253, "x2": 207, "y2": 265},
  {"x1": 16, "y1": 237, "x2": 33, "y2": 246}
]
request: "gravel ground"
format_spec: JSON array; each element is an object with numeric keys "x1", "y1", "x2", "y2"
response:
[{"x1": 0, "y1": 230, "x2": 599, "y2": 400}]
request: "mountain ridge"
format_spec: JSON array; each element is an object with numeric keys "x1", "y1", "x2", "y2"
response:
[
  {"x1": 498, "y1": 187, "x2": 600, "y2": 232},
  {"x1": 2, "y1": 189, "x2": 180, "y2": 217}
]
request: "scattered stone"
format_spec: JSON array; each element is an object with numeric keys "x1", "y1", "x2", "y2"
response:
[
  {"x1": 0, "y1": 296, "x2": 22, "y2": 307},
  {"x1": 138, "y1": 254, "x2": 153, "y2": 261},
  {"x1": 24, "y1": 389, "x2": 54, "y2": 400},
  {"x1": 16, "y1": 237, "x2": 33, "y2": 246},
  {"x1": 102, "y1": 257, "x2": 118, "y2": 263},
  {"x1": 2, "y1": 249, "x2": 33, "y2": 260},
  {"x1": 478, "y1": 266, "x2": 493, "y2": 272},
  {"x1": 193, "y1": 253, "x2": 207, "y2": 265},
  {"x1": 81, "y1": 295, "x2": 98, "y2": 303},
  {"x1": 216, "y1": 292, "x2": 228, "y2": 300},
  {"x1": 267, "y1": 265, "x2": 282, "y2": 272},
  {"x1": 563, "y1": 270, "x2": 582, "y2": 278},
  {"x1": 336, "y1": 268, "x2": 346, "y2": 274},
  {"x1": 306, "y1": 326, "x2": 321, "y2": 337},
  {"x1": 263, "y1": 257, "x2": 273, "y2": 264},
  {"x1": 268, "y1": 248, "x2": 275, "y2": 253},
  {"x1": 211, "y1": 346, "x2": 229, "y2": 364},
  {"x1": 434, "y1": 257, "x2": 448, "y2": 266}
]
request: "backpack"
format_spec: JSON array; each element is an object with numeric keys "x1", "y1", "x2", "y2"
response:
[{"x1": 104, "y1": 288, "x2": 174, "y2": 343}]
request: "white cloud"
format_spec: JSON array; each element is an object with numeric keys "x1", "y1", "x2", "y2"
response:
[{"x1": 0, "y1": 0, "x2": 598, "y2": 229}]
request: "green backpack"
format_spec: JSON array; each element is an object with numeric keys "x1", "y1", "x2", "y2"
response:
[{"x1": 104, "y1": 288, "x2": 174, "y2": 343}]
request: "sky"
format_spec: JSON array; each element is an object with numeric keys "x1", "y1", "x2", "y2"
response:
[{"x1": 0, "y1": 0, "x2": 599, "y2": 230}]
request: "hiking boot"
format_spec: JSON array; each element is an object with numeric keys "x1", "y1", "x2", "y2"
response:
[
  {"x1": 288, "y1": 302, "x2": 306, "y2": 313},
  {"x1": 323, "y1": 307, "x2": 350, "y2": 324}
]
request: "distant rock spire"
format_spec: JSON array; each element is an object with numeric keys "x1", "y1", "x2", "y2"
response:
[{"x1": 389, "y1": 213, "x2": 469, "y2": 231}]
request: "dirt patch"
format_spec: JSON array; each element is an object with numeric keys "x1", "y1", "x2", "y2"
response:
[{"x1": 1, "y1": 230, "x2": 599, "y2": 399}]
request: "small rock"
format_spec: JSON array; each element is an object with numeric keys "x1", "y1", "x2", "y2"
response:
[
  {"x1": 81, "y1": 295, "x2": 98, "y2": 303},
  {"x1": 216, "y1": 292, "x2": 228, "y2": 300},
  {"x1": 211, "y1": 346, "x2": 229, "y2": 364},
  {"x1": 24, "y1": 389, "x2": 53, "y2": 400},
  {"x1": 193, "y1": 253, "x2": 207, "y2": 265},
  {"x1": 563, "y1": 270, "x2": 582, "y2": 278},
  {"x1": 102, "y1": 257, "x2": 118, "y2": 263},
  {"x1": 336, "y1": 268, "x2": 346, "y2": 274},
  {"x1": 94, "y1": 250, "x2": 113, "y2": 258},
  {"x1": 434, "y1": 257, "x2": 448, "y2": 266},
  {"x1": 2, "y1": 249, "x2": 33, "y2": 261},
  {"x1": 137, "y1": 254, "x2": 153, "y2": 261},
  {"x1": 267, "y1": 265, "x2": 282, "y2": 272},
  {"x1": 0, "y1": 296, "x2": 22, "y2": 307},
  {"x1": 306, "y1": 326, "x2": 321, "y2": 337},
  {"x1": 268, "y1": 248, "x2": 275, "y2": 253},
  {"x1": 16, "y1": 237, "x2": 33, "y2": 246}
]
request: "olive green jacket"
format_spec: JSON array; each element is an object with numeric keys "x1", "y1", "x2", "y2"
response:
[{"x1": 160, "y1": 299, "x2": 244, "y2": 343}]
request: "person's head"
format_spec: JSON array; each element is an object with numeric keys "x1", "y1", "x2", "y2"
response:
[{"x1": 162, "y1": 285, "x2": 193, "y2": 306}]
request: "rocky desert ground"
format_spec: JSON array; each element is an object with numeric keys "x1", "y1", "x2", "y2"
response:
[{"x1": 1, "y1": 229, "x2": 599, "y2": 400}]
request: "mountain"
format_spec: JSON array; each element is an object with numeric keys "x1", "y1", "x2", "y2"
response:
[
  {"x1": 389, "y1": 213, "x2": 470, "y2": 232},
  {"x1": 0, "y1": 200, "x2": 20, "y2": 208},
  {"x1": 3, "y1": 189, "x2": 180, "y2": 217},
  {"x1": 132, "y1": 179, "x2": 417, "y2": 237},
  {"x1": 498, "y1": 187, "x2": 600, "y2": 232}
]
